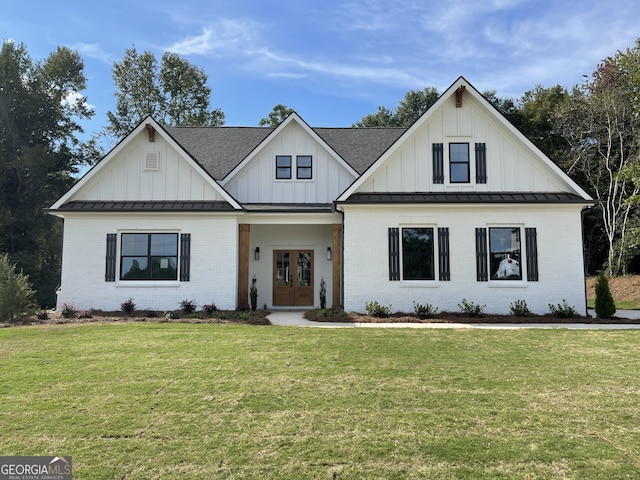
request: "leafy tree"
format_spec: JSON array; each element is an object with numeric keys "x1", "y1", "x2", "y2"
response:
[
  {"x1": 0, "y1": 41, "x2": 93, "y2": 306},
  {"x1": 105, "y1": 47, "x2": 224, "y2": 139},
  {"x1": 259, "y1": 104, "x2": 294, "y2": 127},
  {"x1": 354, "y1": 87, "x2": 439, "y2": 127},
  {"x1": 483, "y1": 90, "x2": 523, "y2": 129},
  {"x1": 594, "y1": 270, "x2": 616, "y2": 319},
  {"x1": 553, "y1": 54, "x2": 640, "y2": 276}
]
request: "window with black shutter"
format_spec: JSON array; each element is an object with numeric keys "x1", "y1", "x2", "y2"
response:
[
  {"x1": 475, "y1": 228, "x2": 488, "y2": 281},
  {"x1": 388, "y1": 228, "x2": 400, "y2": 281},
  {"x1": 105, "y1": 233, "x2": 117, "y2": 282},
  {"x1": 180, "y1": 233, "x2": 191, "y2": 281},
  {"x1": 438, "y1": 227, "x2": 450, "y2": 281},
  {"x1": 475, "y1": 143, "x2": 487, "y2": 183},
  {"x1": 433, "y1": 143, "x2": 444, "y2": 184},
  {"x1": 525, "y1": 228, "x2": 539, "y2": 281}
]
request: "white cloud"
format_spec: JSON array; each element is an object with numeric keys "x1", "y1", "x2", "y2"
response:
[
  {"x1": 71, "y1": 43, "x2": 112, "y2": 64},
  {"x1": 165, "y1": 19, "x2": 262, "y2": 57}
]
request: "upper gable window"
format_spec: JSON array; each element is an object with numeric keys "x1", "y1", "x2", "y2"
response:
[
  {"x1": 449, "y1": 143, "x2": 470, "y2": 183},
  {"x1": 297, "y1": 155, "x2": 312, "y2": 179},
  {"x1": 276, "y1": 155, "x2": 292, "y2": 179}
]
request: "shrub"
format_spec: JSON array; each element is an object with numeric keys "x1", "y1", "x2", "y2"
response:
[
  {"x1": 458, "y1": 299, "x2": 486, "y2": 317},
  {"x1": 549, "y1": 300, "x2": 578, "y2": 318},
  {"x1": 61, "y1": 303, "x2": 77, "y2": 318},
  {"x1": 36, "y1": 310, "x2": 49, "y2": 320},
  {"x1": 146, "y1": 310, "x2": 159, "y2": 318},
  {"x1": 594, "y1": 271, "x2": 616, "y2": 319},
  {"x1": 365, "y1": 300, "x2": 392, "y2": 318},
  {"x1": 77, "y1": 310, "x2": 93, "y2": 319},
  {"x1": 250, "y1": 277, "x2": 258, "y2": 311},
  {"x1": 120, "y1": 298, "x2": 136, "y2": 314},
  {"x1": 413, "y1": 302, "x2": 438, "y2": 319},
  {"x1": 179, "y1": 299, "x2": 197, "y2": 314},
  {"x1": 0, "y1": 253, "x2": 36, "y2": 321},
  {"x1": 202, "y1": 303, "x2": 218, "y2": 315},
  {"x1": 509, "y1": 299, "x2": 531, "y2": 317}
]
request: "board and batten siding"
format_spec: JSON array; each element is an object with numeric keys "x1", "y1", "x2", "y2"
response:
[
  {"x1": 56, "y1": 214, "x2": 238, "y2": 311},
  {"x1": 224, "y1": 123, "x2": 356, "y2": 204},
  {"x1": 75, "y1": 131, "x2": 225, "y2": 202},
  {"x1": 341, "y1": 204, "x2": 587, "y2": 316},
  {"x1": 358, "y1": 93, "x2": 568, "y2": 194}
]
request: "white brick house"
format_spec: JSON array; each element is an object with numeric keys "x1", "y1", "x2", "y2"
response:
[{"x1": 49, "y1": 77, "x2": 593, "y2": 315}]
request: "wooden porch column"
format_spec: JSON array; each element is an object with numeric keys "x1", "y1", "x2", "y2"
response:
[
  {"x1": 238, "y1": 224, "x2": 250, "y2": 309},
  {"x1": 332, "y1": 224, "x2": 342, "y2": 308}
]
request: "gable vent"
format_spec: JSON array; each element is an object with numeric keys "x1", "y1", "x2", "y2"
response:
[{"x1": 144, "y1": 151, "x2": 160, "y2": 171}]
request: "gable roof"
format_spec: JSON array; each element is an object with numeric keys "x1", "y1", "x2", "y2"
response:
[
  {"x1": 337, "y1": 76, "x2": 593, "y2": 202},
  {"x1": 165, "y1": 119, "x2": 405, "y2": 180}
]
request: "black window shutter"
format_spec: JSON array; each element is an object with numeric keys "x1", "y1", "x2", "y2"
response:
[
  {"x1": 438, "y1": 227, "x2": 450, "y2": 281},
  {"x1": 180, "y1": 233, "x2": 191, "y2": 282},
  {"x1": 475, "y1": 143, "x2": 487, "y2": 183},
  {"x1": 475, "y1": 228, "x2": 488, "y2": 282},
  {"x1": 388, "y1": 228, "x2": 400, "y2": 281},
  {"x1": 433, "y1": 143, "x2": 444, "y2": 184},
  {"x1": 105, "y1": 233, "x2": 116, "y2": 282},
  {"x1": 525, "y1": 227, "x2": 539, "y2": 281}
]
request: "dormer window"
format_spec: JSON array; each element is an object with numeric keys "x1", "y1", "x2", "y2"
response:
[
  {"x1": 276, "y1": 155, "x2": 292, "y2": 179},
  {"x1": 297, "y1": 155, "x2": 312, "y2": 179}
]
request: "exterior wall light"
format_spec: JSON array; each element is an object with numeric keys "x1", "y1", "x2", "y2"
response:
[
  {"x1": 327, "y1": 247, "x2": 332, "y2": 261},
  {"x1": 254, "y1": 247, "x2": 260, "y2": 261}
]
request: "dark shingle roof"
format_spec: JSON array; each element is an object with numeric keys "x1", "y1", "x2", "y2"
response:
[
  {"x1": 340, "y1": 192, "x2": 591, "y2": 204},
  {"x1": 165, "y1": 125, "x2": 407, "y2": 180},
  {"x1": 54, "y1": 201, "x2": 236, "y2": 212}
]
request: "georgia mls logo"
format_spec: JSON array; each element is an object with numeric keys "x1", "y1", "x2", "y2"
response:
[{"x1": 0, "y1": 456, "x2": 72, "y2": 480}]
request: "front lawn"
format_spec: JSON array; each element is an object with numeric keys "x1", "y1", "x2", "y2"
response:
[{"x1": 1, "y1": 323, "x2": 640, "y2": 478}]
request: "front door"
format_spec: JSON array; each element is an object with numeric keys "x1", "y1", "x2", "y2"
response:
[{"x1": 273, "y1": 250, "x2": 314, "y2": 306}]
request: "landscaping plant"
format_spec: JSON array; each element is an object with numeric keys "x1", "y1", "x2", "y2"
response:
[{"x1": 594, "y1": 270, "x2": 616, "y2": 319}]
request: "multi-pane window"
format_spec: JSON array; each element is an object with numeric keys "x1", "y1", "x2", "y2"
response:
[
  {"x1": 120, "y1": 233, "x2": 178, "y2": 280},
  {"x1": 297, "y1": 155, "x2": 312, "y2": 179},
  {"x1": 276, "y1": 155, "x2": 292, "y2": 179},
  {"x1": 489, "y1": 227, "x2": 522, "y2": 280},
  {"x1": 450, "y1": 143, "x2": 470, "y2": 183},
  {"x1": 402, "y1": 228, "x2": 434, "y2": 280}
]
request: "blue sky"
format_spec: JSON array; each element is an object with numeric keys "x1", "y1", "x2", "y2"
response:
[{"x1": 3, "y1": 0, "x2": 640, "y2": 137}]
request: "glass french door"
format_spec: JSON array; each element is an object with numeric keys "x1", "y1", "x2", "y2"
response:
[{"x1": 273, "y1": 250, "x2": 314, "y2": 306}]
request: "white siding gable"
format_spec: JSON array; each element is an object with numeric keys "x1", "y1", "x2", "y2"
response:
[
  {"x1": 222, "y1": 116, "x2": 357, "y2": 203},
  {"x1": 340, "y1": 77, "x2": 591, "y2": 200},
  {"x1": 51, "y1": 118, "x2": 239, "y2": 209}
]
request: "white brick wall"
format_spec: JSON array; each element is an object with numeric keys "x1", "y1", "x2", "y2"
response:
[
  {"x1": 57, "y1": 214, "x2": 238, "y2": 312},
  {"x1": 342, "y1": 204, "x2": 588, "y2": 316}
]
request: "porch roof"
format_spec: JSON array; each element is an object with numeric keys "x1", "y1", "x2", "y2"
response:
[{"x1": 242, "y1": 203, "x2": 333, "y2": 213}]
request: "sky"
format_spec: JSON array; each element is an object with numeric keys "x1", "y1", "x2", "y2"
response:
[{"x1": 3, "y1": 0, "x2": 640, "y2": 138}]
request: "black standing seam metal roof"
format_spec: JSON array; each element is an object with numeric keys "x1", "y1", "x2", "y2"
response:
[
  {"x1": 339, "y1": 192, "x2": 591, "y2": 204},
  {"x1": 53, "y1": 201, "x2": 237, "y2": 212}
]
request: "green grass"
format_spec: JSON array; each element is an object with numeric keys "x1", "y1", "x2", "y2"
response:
[
  {"x1": 2, "y1": 323, "x2": 640, "y2": 479},
  {"x1": 586, "y1": 299, "x2": 640, "y2": 310}
]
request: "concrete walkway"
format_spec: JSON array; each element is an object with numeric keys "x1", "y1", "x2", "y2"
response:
[{"x1": 267, "y1": 310, "x2": 640, "y2": 330}]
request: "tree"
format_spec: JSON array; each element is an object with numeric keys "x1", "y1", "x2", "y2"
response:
[
  {"x1": 553, "y1": 55, "x2": 640, "y2": 276},
  {"x1": 105, "y1": 47, "x2": 224, "y2": 139},
  {"x1": 353, "y1": 87, "x2": 439, "y2": 127},
  {"x1": 0, "y1": 253, "x2": 35, "y2": 321},
  {"x1": 0, "y1": 41, "x2": 95, "y2": 306},
  {"x1": 594, "y1": 270, "x2": 616, "y2": 319},
  {"x1": 259, "y1": 104, "x2": 294, "y2": 127}
]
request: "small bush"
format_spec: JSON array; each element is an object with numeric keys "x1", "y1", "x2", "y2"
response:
[
  {"x1": 61, "y1": 303, "x2": 77, "y2": 318},
  {"x1": 549, "y1": 300, "x2": 578, "y2": 318},
  {"x1": 77, "y1": 310, "x2": 93, "y2": 319},
  {"x1": 594, "y1": 271, "x2": 616, "y2": 319},
  {"x1": 509, "y1": 299, "x2": 531, "y2": 316},
  {"x1": 320, "y1": 277, "x2": 327, "y2": 310},
  {"x1": 146, "y1": 310, "x2": 159, "y2": 318},
  {"x1": 36, "y1": 310, "x2": 49, "y2": 320},
  {"x1": 365, "y1": 300, "x2": 392, "y2": 318},
  {"x1": 0, "y1": 253, "x2": 36, "y2": 321},
  {"x1": 202, "y1": 303, "x2": 218, "y2": 315},
  {"x1": 458, "y1": 299, "x2": 486, "y2": 317},
  {"x1": 180, "y1": 299, "x2": 197, "y2": 315},
  {"x1": 413, "y1": 302, "x2": 438, "y2": 319},
  {"x1": 121, "y1": 298, "x2": 136, "y2": 314}
]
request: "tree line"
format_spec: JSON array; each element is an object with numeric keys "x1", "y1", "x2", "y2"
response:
[{"x1": 1, "y1": 39, "x2": 640, "y2": 307}]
